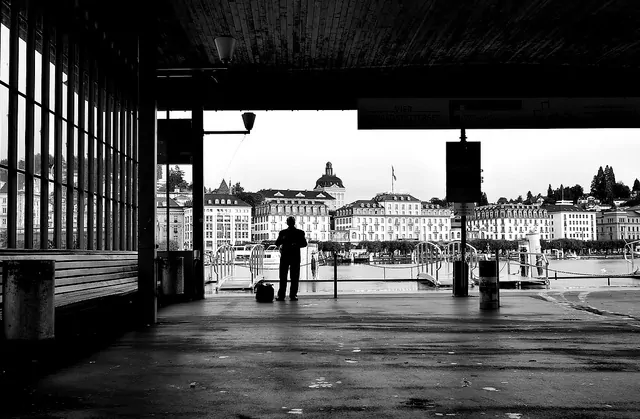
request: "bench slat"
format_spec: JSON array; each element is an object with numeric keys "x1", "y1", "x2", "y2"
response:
[
  {"x1": 56, "y1": 272, "x2": 138, "y2": 288},
  {"x1": 55, "y1": 265, "x2": 138, "y2": 279},
  {"x1": 55, "y1": 260, "x2": 138, "y2": 270},
  {"x1": 0, "y1": 254, "x2": 137, "y2": 261},
  {"x1": 55, "y1": 277, "x2": 137, "y2": 295},
  {"x1": 55, "y1": 284, "x2": 137, "y2": 307}
]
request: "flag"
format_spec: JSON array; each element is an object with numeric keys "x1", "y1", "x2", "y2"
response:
[{"x1": 392, "y1": 166, "x2": 397, "y2": 181}]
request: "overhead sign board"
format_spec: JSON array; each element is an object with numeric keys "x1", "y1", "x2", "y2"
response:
[
  {"x1": 454, "y1": 202, "x2": 475, "y2": 217},
  {"x1": 357, "y1": 97, "x2": 640, "y2": 129},
  {"x1": 446, "y1": 142, "x2": 481, "y2": 203}
]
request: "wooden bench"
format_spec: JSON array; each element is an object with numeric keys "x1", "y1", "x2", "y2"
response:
[{"x1": 0, "y1": 251, "x2": 138, "y2": 321}]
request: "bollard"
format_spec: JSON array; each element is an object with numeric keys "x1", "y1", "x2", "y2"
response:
[
  {"x1": 453, "y1": 261, "x2": 469, "y2": 297},
  {"x1": 3, "y1": 260, "x2": 56, "y2": 340},
  {"x1": 479, "y1": 260, "x2": 499, "y2": 310}
]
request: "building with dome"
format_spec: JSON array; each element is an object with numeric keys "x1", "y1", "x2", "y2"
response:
[{"x1": 314, "y1": 162, "x2": 346, "y2": 211}]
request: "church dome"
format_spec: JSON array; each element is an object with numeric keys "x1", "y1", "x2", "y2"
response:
[{"x1": 315, "y1": 162, "x2": 344, "y2": 188}]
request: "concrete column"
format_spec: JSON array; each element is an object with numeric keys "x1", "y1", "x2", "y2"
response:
[
  {"x1": 192, "y1": 103, "x2": 205, "y2": 300},
  {"x1": 3, "y1": 260, "x2": 55, "y2": 340},
  {"x1": 137, "y1": 32, "x2": 158, "y2": 326}
]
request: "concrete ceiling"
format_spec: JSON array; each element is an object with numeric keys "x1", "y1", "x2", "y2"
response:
[{"x1": 150, "y1": 0, "x2": 640, "y2": 112}]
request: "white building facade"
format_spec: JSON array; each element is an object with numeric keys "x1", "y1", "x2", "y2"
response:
[
  {"x1": 334, "y1": 193, "x2": 452, "y2": 242},
  {"x1": 253, "y1": 189, "x2": 334, "y2": 241},
  {"x1": 184, "y1": 193, "x2": 252, "y2": 252},
  {"x1": 596, "y1": 205, "x2": 640, "y2": 241},
  {"x1": 545, "y1": 200, "x2": 597, "y2": 240},
  {"x1": 467, "y1": 204, "x2": 551, "y2": 241}
]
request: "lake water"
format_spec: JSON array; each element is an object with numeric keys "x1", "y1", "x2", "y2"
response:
[{"x1": 214, "y1": 257, "x2": 639, "y2": 295}]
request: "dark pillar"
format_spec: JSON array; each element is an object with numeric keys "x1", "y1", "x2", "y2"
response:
[
  {"x1": 192, "y1": 103, "x2": 205, "y2": 300},
  {"x1": 137, "y1": 34, "x2": 158, "y2": 325}
]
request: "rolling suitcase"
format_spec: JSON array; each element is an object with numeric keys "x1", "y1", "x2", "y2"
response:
[{"x1": 255, "y1": 281, "x2": 274, "y2": 303}]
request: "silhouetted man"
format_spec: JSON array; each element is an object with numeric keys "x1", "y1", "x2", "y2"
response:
[{"x1": 275, "y1": 216, "x2": 307, "y2": 301}]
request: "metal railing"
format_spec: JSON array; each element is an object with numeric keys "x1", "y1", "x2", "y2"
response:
[
  {"x1": 623, "y1": 239, "x2": 639, "y2": 273},
  {"x1": 211, "y1": 244, "x2": 235, "y2": 288}
]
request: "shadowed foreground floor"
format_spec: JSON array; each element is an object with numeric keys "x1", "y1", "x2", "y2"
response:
[{"x1": 4, "y1": 289, "x2": 640, "y2": 418}]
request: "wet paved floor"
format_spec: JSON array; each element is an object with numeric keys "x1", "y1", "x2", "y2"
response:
[{"x1": 4, "y1": 289, "x2": 640, "y2": 418}]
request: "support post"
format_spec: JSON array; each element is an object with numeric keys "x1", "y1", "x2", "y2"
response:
[
  {"x1": 333, "y1": 252, "x2": 338, "y2": 299},
  {"x1": 453, "y1": 128, "x2": 469, "y2": 297},
  {"x1": 137, "y1": 33, "x2": 158, "y2": 326},
  {"x1": 192, "y1": 100, "x2": 205, "y2": 300}
]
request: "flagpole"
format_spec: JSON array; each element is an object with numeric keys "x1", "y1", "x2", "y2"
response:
[{"x1": 391, "y1": 166, "x2": 394, "y2": 194}]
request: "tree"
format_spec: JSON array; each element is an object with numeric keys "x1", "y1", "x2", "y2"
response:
[
  {"x1": 429, "y1": 197, "x2": 447, "y2": 207},
  {"x1": 524, "y1": 191, "x2": 534, "y2": 204},
  {"x1": 168, "y1": 165, "x2": 189, "y2": 192},
  {"x1": 604, "y1": 165, "x2": 616, "y2": 203},
  {"x1": 612, "y1": 182, "x2": 631, "y2": 199},
  {"x1": 479, "y1": 192, "x2": 489, "y2": 206},
  {"x1": 633, "y1": 178, "x2": 640, "y2": 192},
  {"x1": 547, "y1": 184, "x2": 553, "y2": 198},
  {"x1": 515, "y1": 195, "x2": 523, "y2": 203},
  {"x1": 157, "y1": 165, "x2": 163, "y2": 180},
  {"x1": 590, "y1": 166, "x2": 606, "y2": 201},
  {"x1": 497, "y1": 197, "x2": 509, "y2": 205}
]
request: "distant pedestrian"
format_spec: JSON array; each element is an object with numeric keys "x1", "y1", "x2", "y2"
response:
[
  {"x1": 536, "y1": 255, "x2": 544, "y2": 276},
  {"x1": 275, "y1": 216, "x2": 308, "y2": 301},
  {"x1": 311, "y1": 254, "x2": 317, "y2": 279}
]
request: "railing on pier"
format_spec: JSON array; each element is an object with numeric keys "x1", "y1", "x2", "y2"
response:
[
  {"x1": 212, "y1": 245, "x2": 235, "y2": 288},
  {"x1": 623, "y1": 240, "x2": 639, "y2": 273},
  {"x1": 414, "y1": 241, "x2": 443, "y2": 284},
  {"x1": 506, "y1": 251, "x2": 550, "y2": 280},
  {"x1": 248, "y1": 244, "x2": 265, "y2": 287}
]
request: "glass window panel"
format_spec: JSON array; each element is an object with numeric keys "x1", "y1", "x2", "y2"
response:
[
  {"x1": 92, "y1": 198, "x2": 97, "y2": 249},
  {"x1": 34, "y1": 37, "x2": 42, "y2": 103},
  {"x1": 18, "y1": 37, "x2": 26, "y2": 93},
  {"x1": 33, "y1": 176, "x2": 41, "y2": 248},
  {"x1": 0, "y1": 167, "x2": 7, "y2": 248},
  {"x1": 62, "y1": 68, "x2": 67, "y2": 118},
  {"x1": 82, "y1": 193, "x2": 87, "y2": 250},
  {"x1": 105, "y1": 147, "x2": 111, "y2": 198},
  {"x1": 60, "y1": 185, "x2": 67, "y2": 249},
  {"x1": 47, "y1": 180, "x2": 54, "y2": 247},
  {"x1": 72, "y1": 189, "x2": 78, "y2": 249},
  {"x1": 74, "y1": 88, "x2": 78, "y2": 126},
  {"x1": 48, "y1": 112, "x2": 54, "y2": 180},
  {"x1": 83, "y1": 135, "x2": 89, "y2": 190},
  {"x1": 34, "y1": 104, "x2": 41, "y2": 175},
  {"x1": 60, "y1": 120, "x2": 67, "y2": 184},
  {"x1": 0, "y1": 24, "x2": 9, "y2": 83},
  {"x1": 16, "y1": 173, "x2": 25, "y2": 248},
  {"x1": 73, "y1": 127, "x2": 78, "y2": 187},
  {"x1": 0, "y1": 84, "x2": 8, "y2": 162},
  {"x1": 84, "y1": 98, "x2": 89, "y2": 131},
  {"x1": 100, "y1": 197, "x2": 105, "y2": 249},
  {"x1": 49, "y1": 61, "x2": 55, "y2": 110},
  {"x1": 93, "y1": 105, "x2": 97, "y2": 137},
  {"x1": 113, "y1": 152, "x2": 119, "y2": 201},
  {"x1": 169, "y1": 110, "x2": 191, "y2": 119},
  {"x1": 18, "y1": 96, "x2": 25, "y2": 170}
]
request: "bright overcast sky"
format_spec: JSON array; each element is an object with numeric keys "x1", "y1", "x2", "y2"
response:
[{"x1": 183, "y1": 110, "x2": 640, "y2": 204}]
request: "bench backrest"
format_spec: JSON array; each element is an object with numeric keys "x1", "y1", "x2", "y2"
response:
[{"x1": 0, "y1": 251, "x2": 138, "y2": 312}]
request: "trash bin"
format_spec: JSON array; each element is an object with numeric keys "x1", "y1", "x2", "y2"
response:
[
  {"x1": 479, "y1": 260, "x2": 499, "y2": 310},
  {"x1": 161, "y1": 256, "x2": 184, "y2": 296}
]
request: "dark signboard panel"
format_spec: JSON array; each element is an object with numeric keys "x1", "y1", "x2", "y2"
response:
[
  {"x1": 358, "y1": 98, "x2": 640, "y2": 129},
  {"x1": 446, "y1": 142, "x2": 481, "y2": 203},
  {"x1": 157, "y1": 119, "x2": 193, "y2": 165}
]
